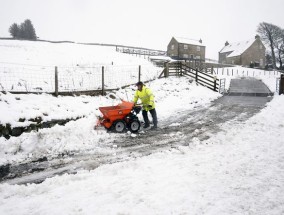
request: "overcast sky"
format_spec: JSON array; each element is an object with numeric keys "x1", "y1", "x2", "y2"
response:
[{"x1": 1, "y1": 0, "x2": 284, "y2": 59}]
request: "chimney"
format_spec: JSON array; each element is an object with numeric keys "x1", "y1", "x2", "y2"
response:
[
  {"x1": 199, "y1": 38, "x2": 202, "y2": 44},
  {"x1": 255, "y1": 34, "x2": 260, "y2": 39},
  {"x1": 225, "y1": 41, "x2": 229, "y2": 46}
]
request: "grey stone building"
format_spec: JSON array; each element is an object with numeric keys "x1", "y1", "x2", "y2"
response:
[
  {"x1": 219, "y1": 35, "x2": 266, "y2": 68},
  {"x1": 167, "y1": 37, "x2": 206, "y2": 61}
]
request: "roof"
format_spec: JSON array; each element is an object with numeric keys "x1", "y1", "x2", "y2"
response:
[
  {"x1": 173, "y1": 37, "x2": 205, "y2": 47},
  {"x1": 219, "y1": 38, "x2": 255, "y2": 58}
]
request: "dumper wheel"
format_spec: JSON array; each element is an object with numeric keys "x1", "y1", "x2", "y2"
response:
[
  {"x1": 128, "y1": 119, "x2": 140, "y2": 133},
  {"x1": 113, "y1": 120, "x2": 126, "y2": 133}
]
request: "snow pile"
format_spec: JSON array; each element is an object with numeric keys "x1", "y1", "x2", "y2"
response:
[
  {"x1": 0, "y1": 95, "x2": 283, "y2": 214},
  {"x1": 0, "y1": 93, "x2": 99, "y2": 127}
]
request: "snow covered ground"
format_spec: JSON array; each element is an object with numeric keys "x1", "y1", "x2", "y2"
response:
[
  {"x1": 1, "y1": 40, "x2": 284, "y2": 214},
  {"x1": 1, "y1": 91, "x2": 284, "y2": 214},
  {"x1": 0, "y1": 76, "x2": 220, "y2": 165}
]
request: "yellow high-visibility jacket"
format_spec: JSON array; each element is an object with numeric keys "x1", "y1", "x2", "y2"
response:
[{"x1": 133, "y1": 86, "x2": 155, "y2": 111}]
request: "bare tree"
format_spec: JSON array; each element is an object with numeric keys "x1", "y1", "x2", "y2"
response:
[
  {"x1": 257, "y1": 22, "x2": 280, "y2": 69},
  {"x1": 265, "y1": 53, "x2": 273, "y2": 68},
  {"x1": 274, "y1": 29, "x2": 284, "y2": 70}
]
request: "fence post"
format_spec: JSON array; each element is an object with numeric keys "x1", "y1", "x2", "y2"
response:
[
  {"x1": 55, "y1": 66, "x2": 58, "y2": 97},
  {"x1": 195, "y1": 70, "x2": 198, "y2": 82},
  {"x1": 138, "y1": 65, "x2": 141, "y2": 82},
  {"x1": 165, "y1": 62, "x2": 169, "y2": 77},
  {"x1": 279, "y1": 74, "x2": 284, "y2": 95},
  {"x1": 102, "y1": 66, "x2": 105, "y2": 96},
  {"x1": 214, "y1": 76, "x2": 217, "y2": 91}
]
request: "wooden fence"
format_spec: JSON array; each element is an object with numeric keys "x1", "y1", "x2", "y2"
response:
[
  {"x1": 159, "y1": 62, "x2": 220, "y2": 92},
  {"x1": 116, "y1": 46, "x2": 166, "y2": 57}
]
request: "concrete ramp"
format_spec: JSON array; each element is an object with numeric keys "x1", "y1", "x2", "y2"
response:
[
  {"x1": 226, "y1": 78, "x2": 273, "y2": 97},
  {"x1": 218, "y1": 78, "x2": 273, "y2": 106}
]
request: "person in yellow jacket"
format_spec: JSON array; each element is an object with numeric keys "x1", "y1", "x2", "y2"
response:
[{"x1": 133, "y1": 81, "x2": 158, "y2": 129}]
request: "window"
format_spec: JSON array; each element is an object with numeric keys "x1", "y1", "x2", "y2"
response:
[
  {"x1": 171, "y1": 44, "x2": 174, "y2": 50},
  {"x1": 197, "y1": 46, "x2": 200, "y2": 51},
  {"x1": 195, "y1": 56, "x2": 200, "y2": 59},
  {"x1": 232, "y1": 60, "x2": 235, "y2": 64},
  {"x1": 184, "y1": 44, "x2": 188, "y2": 50},
  {"x1": 260, "y1": 59, "x2": 263, "y2": 66},
  {"x1": 183, "y1": 54, "x2": 188, "y2": 58}
]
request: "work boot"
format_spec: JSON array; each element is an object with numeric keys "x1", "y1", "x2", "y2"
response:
[
  {"x1": 151, "y1": 125, "x2": 158, "y2": 130},
  {"x1": 143, "y1": 123, "x2": 150, "y2": 129}
]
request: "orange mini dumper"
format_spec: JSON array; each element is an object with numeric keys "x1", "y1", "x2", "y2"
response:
[{"x1": 97, "y1": 100, "x2": 142, "y2": 133}]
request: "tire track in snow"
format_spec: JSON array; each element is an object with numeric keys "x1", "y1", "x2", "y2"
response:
[{"x1": 1, "y1": 95, "x2": 272, "y2": 185}]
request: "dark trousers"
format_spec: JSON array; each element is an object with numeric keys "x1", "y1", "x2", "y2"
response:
[{"x1": 142, "y1": 108, "x2": 158, "y2": 127}]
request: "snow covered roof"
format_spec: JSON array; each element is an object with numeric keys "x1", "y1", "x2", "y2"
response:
[
  {"x1": 174, "y1": 37, "x2": 205, "y2": 47},
  {"x1": 219, "y1": 38, "x2": 256, "y2": 58}
]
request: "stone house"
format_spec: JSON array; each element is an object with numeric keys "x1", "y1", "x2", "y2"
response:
[
  {"x1": 219, "y1": 35, "x2": 266, "y2": 68},
  {"x1": 167, "y1": 37, "x2": 206, "y2": 61}
]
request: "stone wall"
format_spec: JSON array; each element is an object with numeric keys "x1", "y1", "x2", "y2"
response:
[
  {"x1": 167, "y1": 38, "x2": 179, "y2": 57},
  {"x1": 167, "y1": 38, "x2": 206, "y2": 60},
  {"x1": 0, "y1": 116, "x2": 83, "y2": 139},
  {"x1": 218, "y1": 37, "x2": 266, "y2": 68},
  {"x1": 242, "y1": 38, "x2": 266, "y2": 68},
  {"x1": 227, "y1": 55, "x2": 241, "y2": 65}
]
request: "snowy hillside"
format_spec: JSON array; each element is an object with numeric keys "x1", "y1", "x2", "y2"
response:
[
  {"x1": 0, "y1": 40, "x2": 162, "y2": 92},
  {"x1": 0, "y1": 40, "x2": 153, "y2": 67}
]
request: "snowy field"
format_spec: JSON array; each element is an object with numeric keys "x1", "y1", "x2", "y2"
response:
[
  {"x1": 0, "y1": 40, "x2": 162, "y2": 92},
  {"x1": 1, "y1": 40, "x2": 284, "y2": 214}
]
